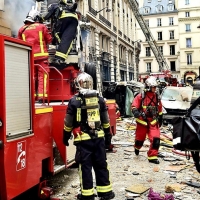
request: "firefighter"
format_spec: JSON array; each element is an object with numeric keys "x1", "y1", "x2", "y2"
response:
[
  {"x1": 63, "y1": 72, "x2": 115, "y2": 200},
  {"x1": 18, "y1": 10, "x2": 52, "y2": 102},
  {"x1": 131, "y1": 76, "x2": 163, "y2": 164},
  {"x1": 42, "y1": 0, "x2": 78, "y2": 68}
]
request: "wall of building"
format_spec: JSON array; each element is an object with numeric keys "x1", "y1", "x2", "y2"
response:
[
  {"x1": 0, "y1": 11, "x2": 11, "y2": 36},
  {"x1": 137, "y1": 0, "x2": 180, "y2": 80},
  {"x1": 177, "y1": 1, "x2": 200, "y2": 83}
]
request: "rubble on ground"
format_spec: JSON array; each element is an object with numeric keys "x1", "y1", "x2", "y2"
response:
[{"x1": 48, "y1": 118, "x2": 200, "y2": 200}]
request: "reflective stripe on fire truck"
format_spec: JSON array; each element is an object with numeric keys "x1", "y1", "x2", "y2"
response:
[
  {"x1": 74, "y1": 130, "x2": 104, "y2": 142},
  {"x1": 159, "y1": 112, "x2": 163, "y2": 115},
  {"x1": 35, "y1": 107, "x2": 53, "y2": 114}
]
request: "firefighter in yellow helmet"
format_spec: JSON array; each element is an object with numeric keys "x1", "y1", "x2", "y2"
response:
[{"x1": 63, "y1": 72, "x2": 115, "y2": 200}]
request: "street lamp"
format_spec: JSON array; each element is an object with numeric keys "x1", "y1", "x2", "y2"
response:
[{"x1": 96, "y1": 7, "x2": 111, "y2": 14}]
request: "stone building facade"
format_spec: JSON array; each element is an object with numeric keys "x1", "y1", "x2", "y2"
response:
[
  {"x1": 78, "y1": 0, "x2": 141, "y2": 82},
  {"x1": 137, "y1": 0, "x2": 180, "y2": 81}
]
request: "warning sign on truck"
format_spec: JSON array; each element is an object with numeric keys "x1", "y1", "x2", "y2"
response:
[{"x1": 16, "y1": 141, "x2": 26, "y2": 171}]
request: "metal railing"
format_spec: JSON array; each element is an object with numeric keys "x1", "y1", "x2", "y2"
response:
[{"x1": 99, "y1": 14, "x2": 111, "y2": 28}]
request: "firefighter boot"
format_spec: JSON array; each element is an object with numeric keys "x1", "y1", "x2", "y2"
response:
[
  {"x1": 50, "y1": 57, "x2": 66, "y2": 70},
  {"x1": 77, "y1": 194, "x2": 95, "y2": 200},
  {"x1": 134, "y1": 148, "x2": 139, "y2": 156},
  {"x1": 99, "y1": 192, "x2": 115, "y2": 200},
  {"x1": 148, "y1": 159, "x2": 160, "y2": 164}
]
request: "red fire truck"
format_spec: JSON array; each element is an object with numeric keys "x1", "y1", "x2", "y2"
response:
[{"x1": 0, "y1": 34, "x2": 116, "y2": 200}]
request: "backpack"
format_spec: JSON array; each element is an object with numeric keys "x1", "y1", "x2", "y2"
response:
[{"x1": 171, "y1": 97, "x2": 200, "y2": 173}]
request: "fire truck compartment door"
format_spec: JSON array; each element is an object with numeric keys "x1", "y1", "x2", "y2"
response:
[{"x1": 5, "y1": 42, "x2": 32, "y2": 138}]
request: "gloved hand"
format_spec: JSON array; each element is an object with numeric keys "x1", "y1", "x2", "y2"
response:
[
  {"x1": 105, "y1": 133, "x2": 112, "y2": 149},
  {"x1": 132, "y1": 108, "x2": 140, "y2": 118},
  {"x1": 63, "y1": 130, "x2": 71, "y2": 146},
  {"x1": 72, "y1": 127, "x2": 81, "y2": 138},
  {"x1": 158, "y1": 115, "x2": 163, "y2": 127}
]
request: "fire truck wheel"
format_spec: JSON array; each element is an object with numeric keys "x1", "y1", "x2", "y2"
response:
[{"x1": 84, "y1": 63, "x2": 97, "y2": 90}]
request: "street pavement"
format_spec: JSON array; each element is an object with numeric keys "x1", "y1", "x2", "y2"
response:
[{"x1": 49, "y1": 118, "x2": 200, "y2": 200}]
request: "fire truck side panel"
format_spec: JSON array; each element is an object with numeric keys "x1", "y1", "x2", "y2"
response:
[
  {"x1": 49, "y1": 66, "x2": 79, "y2": 101},
  {"x1": 52, "y1": 104, "x2": 68, "y2": 166},
  {"x1": 0, "y1": 35, "x2": 36, "y2": 200},
  {"x1": 4, "y1": 109, "x2": 53, "y2": 199}
]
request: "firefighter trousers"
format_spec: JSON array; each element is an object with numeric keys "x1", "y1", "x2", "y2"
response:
[
  {"x1": 55, "y1": 17, "x2": 78, "y2": 61},
  {"x1": 34, "y1": 59, "x2": 49, "y2": 100},
  {"x1": 134, "y1": 122, "x2": 160, "y2": 159},
  {"x1": 75, "y1": 137, "x2": 113, "y2": 198}
]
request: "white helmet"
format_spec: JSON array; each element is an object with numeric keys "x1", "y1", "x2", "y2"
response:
[
  {"x1": 74, "y1": 72, "x2": 93, "y2": 90},
  {"x1": 145, "y1": 76, "x2": 158, "y2": 87},
  {"x1": 24, "y1": 6, "x2": 40, "y2": 23}
]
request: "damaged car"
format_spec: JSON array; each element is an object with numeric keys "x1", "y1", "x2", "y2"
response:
[{"x1": 161, "y1": 86, "x2": 193, "y2": 124}]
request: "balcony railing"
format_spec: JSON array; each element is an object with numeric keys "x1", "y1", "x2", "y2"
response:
[
  {"x1": 124, "y1": 34, "x2": 127, "y2": 40},
  {"x1": 89, "y1": 6, "x2": 97, "y2": 16},
  {"x1": 99, "y1": 14, "x2": 111, "y2": 28},
  {"x1": 113, "y1": 26, "x2": 117, "y2": 32},
  {"x1": 118, "y1": 30, "x2": 122, "y2": 36}
]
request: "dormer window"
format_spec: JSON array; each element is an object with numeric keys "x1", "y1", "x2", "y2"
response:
[
  {"x1": 156, "y1": 5, "x2": 163, "y2": 12},
  {"x1": 144, "y1": 7, "x2": 151, "y2": 14},
  {"x1": 168, "y1": 4, "x2": 174, "y2": 11}
]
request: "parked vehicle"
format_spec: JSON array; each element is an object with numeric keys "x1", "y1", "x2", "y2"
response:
[{"x1": 161, "y1": 86, "x2": 193, "y2": 124}]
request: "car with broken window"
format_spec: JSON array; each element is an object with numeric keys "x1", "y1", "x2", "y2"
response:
[{"x1": 161, "y1": 86, "x2": 193, "y2": 124}]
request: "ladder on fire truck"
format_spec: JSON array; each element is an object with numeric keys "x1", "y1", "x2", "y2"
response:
[{"x1": 128, "y1": 0, "x2": 169, "y2": 72}]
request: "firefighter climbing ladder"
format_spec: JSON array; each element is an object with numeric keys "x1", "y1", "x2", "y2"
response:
[{"x1": 128, "y1": 0, "x2": 169, "y2": 72}]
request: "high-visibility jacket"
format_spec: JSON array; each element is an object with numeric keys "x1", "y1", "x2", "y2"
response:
[
  {"x1": 131, "y1": 91, "x2": 163, "y2": 126},
  {"x1": 18, "y1": 22, "x2": 52, "y2": 60},
  {"x1": 64, "y1": 93, "x2": 110, "y2": 143}
]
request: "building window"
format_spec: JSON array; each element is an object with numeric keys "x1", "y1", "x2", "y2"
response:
[
  {"x1": 169, "y1": 30, "x2": 174, "y2": 39},
  {"x1": 158, "y1": 32, "x2": 162, "y2": 40},
  {"x1": 156, "y1": 5, "x2": 163, "y2": 12},
  {"x1": 185, "y1": 12, "x2": 190, "y2": 17},
  {"x1": 144, "y1": 7, "x2": 151, "y2": 14},
  {"x1": 145, "y1": 19, "x2": 149, "y2": 27},
  {"x1": 157, "y1": 18, "x2": 162, "y2": 26},
  {"x1": 185, "y1": 0, "x2": 189, "y2": 5},
  {"x1": 146, "y1": 63, "x2": 151, "y2": 72},
  {"x1": 187, "y1": 54, "x2": 192, "y2": 65},
  {"x1": 170, "y1": 45, "x2": 175, "y2": 55},
  {"x1": 186, "y1": 38, "x2": 192, "y2": 48},
  {"x1": 170, "y1": 61, "x2": 176, "y2": 71},
  {"x1": 146, "y1": 47, "x2": 151, "y2": 56},
  {"x1": 169, "y1": 17, "x2": 174, "y2": 25},
  {"x1": 168, "y1": 4, "x2": 174, "y2": 11},
  {"x1": 186, "y1": 24, "x2": 191, "y2": 32},
  {"x1": 158, "y1": 46, "x2": 163, "y2": 55}
]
